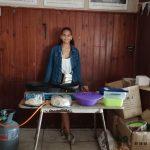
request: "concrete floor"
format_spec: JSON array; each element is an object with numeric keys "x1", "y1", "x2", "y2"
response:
[{"x1": 19, "y1": 128, "x2": 99, "y2": 150}]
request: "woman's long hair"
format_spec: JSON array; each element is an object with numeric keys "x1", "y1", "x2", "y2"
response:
[{"x1": 59, "y1": 27, "x2": 75, "y2": 46}]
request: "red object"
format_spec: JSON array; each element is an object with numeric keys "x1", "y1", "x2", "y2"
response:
[{"x1": 0, "y1": 135, "x2": 8, "y2": 141}]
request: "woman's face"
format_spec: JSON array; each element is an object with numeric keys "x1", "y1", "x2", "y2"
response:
[{"x1": 60, "y1": 30, "x2": 72, "y2": 44}]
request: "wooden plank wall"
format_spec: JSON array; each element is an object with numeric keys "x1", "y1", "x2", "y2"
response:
[
  {"x1": 137, "y1": 11, "x2": 150, "y2": 76},
  {"x1": 137, "y1": 2, "x2": 150, "y2": 111},
  {"x1": 0, "y1": 7, "x2": 137, "y2": 127}
]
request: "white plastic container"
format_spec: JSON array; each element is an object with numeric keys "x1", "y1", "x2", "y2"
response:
[{"x1": 103, "y1": 91, "x2": 127, "y2": 107}]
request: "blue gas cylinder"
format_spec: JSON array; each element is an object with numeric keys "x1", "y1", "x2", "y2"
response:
[{"x1": 0, "y1": 109, "x2": 19, "y2": 150}]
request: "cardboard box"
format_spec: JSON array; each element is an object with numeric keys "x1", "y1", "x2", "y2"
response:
[
  {"x1": 117, "y1": 117, "x2": 150, "y2": 150},
  {"x1": 142, "y1": 109, "x2": 150, "y2": 123},
  {"x1": 105, "y1": 80, "x2": 124, "y2": 88},
  {"x1": 105, "y1": 78, "x2": 135, "y2": 89},
  {"x1": 105, "y1": 80, "x2": 142, "y2": 119},
  {"x1": 132, "y1": 132, "x2": 150, "y2": 150}
]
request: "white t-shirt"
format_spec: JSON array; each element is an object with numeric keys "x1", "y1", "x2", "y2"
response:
[{"x1": 61, "y1": 58, "x2": 72, "y2": 84}]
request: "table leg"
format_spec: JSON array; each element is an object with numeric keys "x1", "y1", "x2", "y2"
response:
[
  {"x1": 99, "y1": 109, "x2": 110, "y2": 150},
  {"x1": 34, "y1": 110, "x2": 44, "y2": 150},
  {"x1": 93, "y1": 113, "x2": 97, "y2": 138},
  {"x1": 34, "y1": 119, "x2": 38, "y2": 140}
]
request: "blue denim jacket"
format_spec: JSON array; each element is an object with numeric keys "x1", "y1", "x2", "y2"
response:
[{"x1": 44, "y1": 44, "x2": 82, "y2": 86}]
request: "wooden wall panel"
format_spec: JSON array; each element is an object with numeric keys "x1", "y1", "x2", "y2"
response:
[
  {"x1": 137, "y1": 9, "x2": 150, "y2": 111},
  {"x1": 137, "y1": 13, "x2": 150, "y2": 76},
  {"x1": 93, "y1": 13, "x2": 101, "y2": 88},
  {"x1": 0, "y1": 7, "x2": 138, "y2": 127},
  {"x1": 105, "y1": 14, "x2": 114, "y2": 82}
]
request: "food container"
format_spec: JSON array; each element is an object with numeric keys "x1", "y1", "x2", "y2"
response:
[
  {"x1": 127, "y1": 121, "x2": 147, "y2": 131},
  {"x1": 24, "y1": 92, "x2": 45, "y2": 106},
  {"x1": 73, "y1": 92, "x2": 103, "y2": 106},
  {"x1": 103, "y1": 91, "x2": 127, "y2": 107}
]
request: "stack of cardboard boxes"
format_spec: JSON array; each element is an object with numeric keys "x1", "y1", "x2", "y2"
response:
[{"x1": 106, "y1": 79, "x2": 150, "y2": 150}]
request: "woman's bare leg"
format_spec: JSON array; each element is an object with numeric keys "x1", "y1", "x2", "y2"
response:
[
  {"x1": 61, "y1": 113, "x2": 70, "y2": 133},
  {"x1": 61, "y1": 113, "x2": 75, "y2": 144}
]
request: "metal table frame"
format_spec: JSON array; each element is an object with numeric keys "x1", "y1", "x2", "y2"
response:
[
  {"x1": 32, "y1": 102, "x2": 123, "y2": 150},
  {"x1": 19, "y1": 100, "x2": 123, "y2": 150}
]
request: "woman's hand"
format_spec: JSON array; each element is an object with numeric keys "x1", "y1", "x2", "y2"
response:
[{"x1": 81, "y1": 86, "x2": 89, "y2": 92}]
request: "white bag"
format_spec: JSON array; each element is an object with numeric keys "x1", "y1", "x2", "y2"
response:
[{"x1": 51, "y1": 95, "x2": 72, "y2": 107}]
